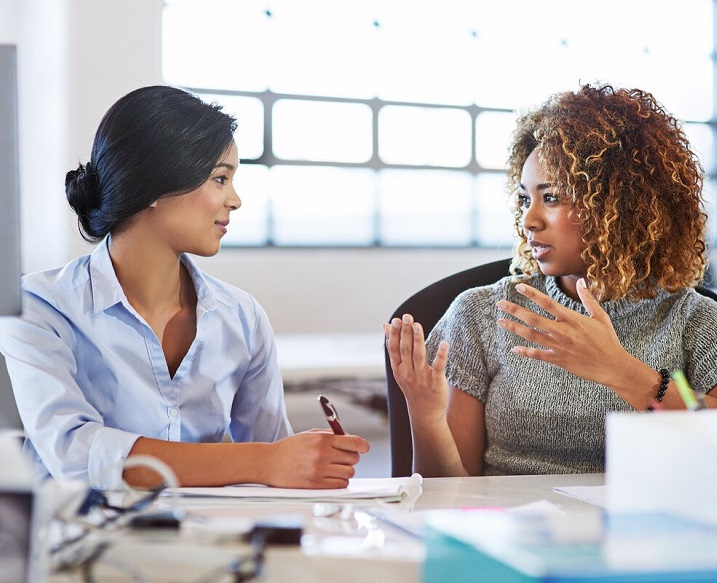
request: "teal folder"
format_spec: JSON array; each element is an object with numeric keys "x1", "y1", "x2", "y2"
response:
[{"x1": 423, "y1": 512, "x2": 717, "y2": 582}]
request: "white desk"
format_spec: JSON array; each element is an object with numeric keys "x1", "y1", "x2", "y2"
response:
[
  {"x1": 416, "y1": 472, "x2": 603, "y2": 511},
  {"x1": 48, "y1": 473, "x2": 605, "y2": 583}
]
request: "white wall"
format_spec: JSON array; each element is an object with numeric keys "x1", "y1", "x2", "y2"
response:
[
  {"x1": 0, "y1": 0, "x2": 511, "y2": 335},
  {"x1": 2, "y1": 0, "x2": 71, "y2": 272},
  {"x1": 192, "y1": 247, "x2": 510, "y2": 334}
]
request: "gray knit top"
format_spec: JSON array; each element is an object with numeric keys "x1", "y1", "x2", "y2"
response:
[{"x1": 425, "y1": 274, "x2": 717, "y2": 475}]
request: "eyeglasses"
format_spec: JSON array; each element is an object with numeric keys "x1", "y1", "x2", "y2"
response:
[
  {"x1": 78, "y1": 485, "x2": 165, "y2": 518},
  {"x1": 79, "y1": 525, "x2": 267, "y2": 583},
  {"x1": 50, "y1": 485, "x2": 166, "y2": 561},
  {"x1": 47, "y1": 483, "x2": 273, "y2": 583}
]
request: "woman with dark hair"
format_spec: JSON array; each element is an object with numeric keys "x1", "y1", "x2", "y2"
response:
[
  {"x1": 0, "y1": 85, "x2": 368, "y2": 490},
  {"x1": 385, "y1": 83, "x2": 717, "y2": 477}
]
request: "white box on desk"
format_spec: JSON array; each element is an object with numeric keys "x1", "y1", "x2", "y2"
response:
[{"x1": 606, "y1": 410, "x2": 717, "y2": 525}]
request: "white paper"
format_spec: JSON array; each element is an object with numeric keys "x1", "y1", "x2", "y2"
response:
[
  {"x1": 553, "y1": 485, "x2": 608, "y2": 508},
  {"x1": 422, "y1": 501, "x2": 603, "y2": 549},
  {"x1": 163, "y1": 474, "x2": 423, "y2": 504}
]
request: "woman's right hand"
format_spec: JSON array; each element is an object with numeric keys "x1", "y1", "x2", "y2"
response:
[
  {"x1": 384, "y1": 314, "x2": 451, "y2": 426},
  {"x1": 262, "y1": 431, "x2": 370, "y2": 489}
]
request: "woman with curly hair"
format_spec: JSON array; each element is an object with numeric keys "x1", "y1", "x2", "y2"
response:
[{"x1": 385, "y1": 83, "x2": 717, "y2": 477}]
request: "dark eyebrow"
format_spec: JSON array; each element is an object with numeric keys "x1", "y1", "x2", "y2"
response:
[
  {"x1": 213, "y1": 162, "x2": 235, "y2": 172},
  {"x1": 518, "y1": 182, "x2": 552, "y2": 190}
]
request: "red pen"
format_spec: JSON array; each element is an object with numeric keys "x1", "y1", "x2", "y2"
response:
[{"x1": 318, "y1": 395, "x2": 346, "y2": 435}]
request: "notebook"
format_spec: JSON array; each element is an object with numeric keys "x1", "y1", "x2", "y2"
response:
[{"x1": 163, "y1": 474, "x2": 423, "y2": 505}]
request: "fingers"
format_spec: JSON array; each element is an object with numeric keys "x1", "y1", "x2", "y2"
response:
[
  {"x1": 432, "y1": 340, "x2": 449, "y2": 373},
  {"x1": 384, "y1": 314, "x2": 448, "y2": 411},
  {"x1": 385, "y1": 314, "x2": 427, "y2": 371},
  {"x1": 496, "y1": 315, "x2": 551, "y2": 348},
  {"x1": 575, "y1": 277, "x2": 607, "y2": 320},
  {"x1": 315, "y1": 477, "x2": 354, "y2": 489},
  {"x1": 383, "y1": 322, "x2": 391, "y2": 342},
  {"x1": 496, "y1": 279, "x2": 610, "y2": 347},
  {"x1": 312, "y1": 435, "x2": 366, "y2": 485},
  {"x1": 297, "y1": 431, "x2": 370, "y2": 454},
  {"x1": 384, "y1": 317, "x2": 405, "y2": 367},
  {"x1": 398, "y1": 314, "x2": 414, "y2": 364},
  {"x1": 412, "y1": 321, "x2": 427, "y2": 368},
  {"x1": 509, "y1": 344, "x2": 556, "y2": 363},
  {"x1": 332, "y1": 434, "x2": 371, "y2": 455},
  {"x1": 496, "y1": 282, "x2": 573, "y2": 334},
  {"x1": 497, "y1": 279, "x2": 626, "y2": 382},
  {"x1": 511, "y1": 282, "x2": 570, "y2": 321},
  {"x1": 496, "y1": 301, "x2": 551, "y2": 337},
  {"x1": 266, "y1": 434, "x2": 366, "y2": 489},
  {"x1": 510, "y1": 279, "x2": 607, "y2": 323},
  {"x1": 496, "y1": 283, "x2": 566, "y2": 349}
]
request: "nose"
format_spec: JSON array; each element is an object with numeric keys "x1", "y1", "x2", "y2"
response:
[
  {"x1": 521, "y1": 200, "x2": 543, "y2": 233},
  {"x1": 227, "y1": 183, "x2": 242, "y2": 211}
]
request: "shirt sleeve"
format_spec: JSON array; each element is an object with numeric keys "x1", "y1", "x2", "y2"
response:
[
  {"x1": 0, "y1": 289, "x2": 140, "y2": 490},
  {"x1": 682, "y1": 293, "x2": 717, "y2": 394},
  {"x1": 228, "y1": 297, "x2": 293, "y2": 442},
  {"x1": 425, "y1": 284, "x2": 500, "y2": 402}
]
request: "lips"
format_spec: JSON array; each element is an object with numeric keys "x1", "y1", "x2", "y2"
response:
[
  {"x1": 215, "y1": 219, "x2": 229, "y2": 234},
  {"x1": 529, "y1": 241, "x2": 551, "y2": 261}
]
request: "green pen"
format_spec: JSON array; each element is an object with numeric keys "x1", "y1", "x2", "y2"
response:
[{"x1": 671, "y1": 369, "x2": 705, "y2": 411}]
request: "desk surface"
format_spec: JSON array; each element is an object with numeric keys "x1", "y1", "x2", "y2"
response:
[
  {"x1": 49, "y1": 473, "x2": 605, "y2": 583},
  {"x1": 417, "y1": 472, "x2": 603, "y2": 511}
]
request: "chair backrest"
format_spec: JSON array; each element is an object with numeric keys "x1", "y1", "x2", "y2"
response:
[
  {"x1": 697, "y1": 285, "x2": 717, "y2": 302},
  {"x1": 384, "y1": 258, "x2": 513, "y2": 477},
  {"x1": 384, "y1": 259, "x2": 717, "y2": 477}
]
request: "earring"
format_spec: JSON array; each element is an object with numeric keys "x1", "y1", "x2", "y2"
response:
[{"x1": 149, "y1": 201, "x2": 157, "y2": 208}]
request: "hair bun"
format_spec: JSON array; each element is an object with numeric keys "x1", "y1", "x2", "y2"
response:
[
  {"x1": 65, "y1": 162, "x2": 99, "y2": 214},
  {"x1": 66, "y1": 162, "x2": 103, "y2": 239}
]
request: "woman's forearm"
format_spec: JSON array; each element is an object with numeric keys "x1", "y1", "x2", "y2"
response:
[
  {"x1": 124, "y1": 431, "x2": 371, "y2": 489},
  {"x1": 124, "y1": 438, "x2": 271, "y2": 487},
  {"x1": 409, "y1": 415, "x2": 470, "y2": 477}
]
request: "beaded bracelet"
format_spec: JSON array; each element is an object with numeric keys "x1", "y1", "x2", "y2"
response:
[{"x1": 647, "y1": 368, "x2": 670, "y2": 412}]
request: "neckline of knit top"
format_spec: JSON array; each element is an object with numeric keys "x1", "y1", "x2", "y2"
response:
[{"x1": 542, "y1": 275, "x2": 673, "y2": 321}]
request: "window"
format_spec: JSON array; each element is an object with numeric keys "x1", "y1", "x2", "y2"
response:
[{"x1": 162, "y1": 0, "x2": 716, "y2": 247}]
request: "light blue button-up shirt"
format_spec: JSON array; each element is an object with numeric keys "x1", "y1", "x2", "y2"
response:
[{"x1": 0, "y1": 238, "x2": 292, "y2": 489}]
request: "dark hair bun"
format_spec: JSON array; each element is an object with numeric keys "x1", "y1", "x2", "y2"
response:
[{"x1": 65, "y1": 162, "x2": 101, "y2": 239}]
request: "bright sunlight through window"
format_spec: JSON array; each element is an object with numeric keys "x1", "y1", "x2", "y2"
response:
[{"x1": 163, "y1": 0, "x2": 716, "y2": 248}]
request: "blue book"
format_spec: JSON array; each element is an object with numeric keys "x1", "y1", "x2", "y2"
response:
[{"x1": 422, "y1": 509, "x2": 717, "y2": 582}]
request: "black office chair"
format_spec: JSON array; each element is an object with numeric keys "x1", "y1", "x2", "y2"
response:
[
  {"x1": 384, "y1": 258, "x2": 513, "y2": 477},
  {"x1": 384, "y1": 258, "x2": 717, "y2": 477}
]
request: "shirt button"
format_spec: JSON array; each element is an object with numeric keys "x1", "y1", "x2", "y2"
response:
[{"x1": 169, "y1": 408, "x2": 179, "y2": 417}]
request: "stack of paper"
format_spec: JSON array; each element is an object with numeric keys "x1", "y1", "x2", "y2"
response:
[{"x1": 163, "y1": 474, "x2": 423, "y2": 505}]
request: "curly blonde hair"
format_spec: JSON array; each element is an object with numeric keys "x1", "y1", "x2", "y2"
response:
[{"x1": 507, "y1": 83, "x2": 707, "y2": 301}]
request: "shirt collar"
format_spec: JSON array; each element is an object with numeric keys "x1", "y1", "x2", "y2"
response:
[
  {"x1": 181, "y1": 254, "x2": 218, "y2": 312},
  {"x1": 89, "y1": 237, "x2": 220, "y2": 314},
  {"x1": 89, "y1": 237, "x2": 125, "y2": 314}
]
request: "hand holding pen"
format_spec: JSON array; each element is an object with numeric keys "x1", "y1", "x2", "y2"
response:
[
  {"x1": 318, "y1": 395, "x2": 346, "y2": 435},
  {"x1": 672, "y1": 370, "x2": 706, "y2": 411}
]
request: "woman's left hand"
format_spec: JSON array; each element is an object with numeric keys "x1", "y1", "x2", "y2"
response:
[{"x1": 496, "y1": 278, "x2": 633, "y2": 388}]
